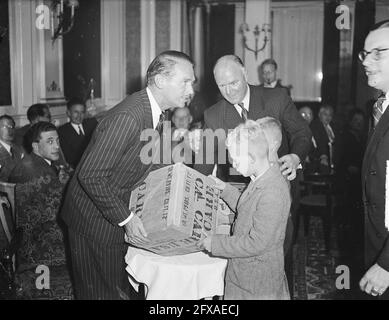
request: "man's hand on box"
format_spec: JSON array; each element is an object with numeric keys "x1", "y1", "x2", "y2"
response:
[
  {"x1": 197, "y1": 236, "x2": 212, "y2": 253},
  {"x1": 207, "y1": 175, "x2": 226, "y2": 191},
  {"x1": 124, "y1": 215, "x2": 150, "y2": 246}
]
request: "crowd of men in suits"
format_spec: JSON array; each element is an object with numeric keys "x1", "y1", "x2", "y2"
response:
[{"x1": 0, "y1": 19, "x2": 389, "y2": 300}]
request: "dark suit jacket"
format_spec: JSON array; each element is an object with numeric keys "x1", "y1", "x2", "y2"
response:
[
  {"x1": 194, "y1": 85, "x2": 312, "y2": 179},
  {"x1": 61, "y1": 89, "x2": 161, "y2": 244},
  {"x1": 0, "y1": 143, "x2": 23, "y2": 181},
  {"x1": 58, "y1": 118, "x2": 98, "y2": 169},
  {"x1": 259, "y1": 80, "x2": 291, "y2": 96},
  {"x1": 8, "y1": 152, "x2": 58, "y2": 183},
  {"x1": 362, "y1": 105, "x2": 389, "y2": 271}
]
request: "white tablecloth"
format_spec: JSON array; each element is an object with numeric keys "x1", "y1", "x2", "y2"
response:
[{"x1": 125, "y1": 246, "x2": 227, "y2": 300}]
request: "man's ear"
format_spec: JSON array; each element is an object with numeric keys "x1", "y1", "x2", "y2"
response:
[
  {"x1": 32, "y1": 141, "x2": 39, "y2": 154},
  {"x1": 188, "y1": 115, "x2": 193, "y2": 124},
  {"x1": 243, "y1": 68, "x2": 249, "y2": 82},
  {"x1": 66, "y1": 109, "x2": 71, "y2": 119},
  {"x1": 154, "y1": 74, "x2": 165, "y2": 89}
]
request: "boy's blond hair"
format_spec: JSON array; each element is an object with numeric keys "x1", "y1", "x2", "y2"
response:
[{"x1": 226, "y1": 117, "x2": 282, "y2": 161}]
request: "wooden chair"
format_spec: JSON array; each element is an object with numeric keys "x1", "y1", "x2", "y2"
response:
[
  {"x1": 297, "y1": 171, "x2": 336, "y2": 251},
  {"x1": 0, "y1": 182, "x2": 15, "y2": 222}
]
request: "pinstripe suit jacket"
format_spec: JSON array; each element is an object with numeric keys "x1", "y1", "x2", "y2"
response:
[{"x1": 61, "y1": 89, "x2": 158, "y2": 244}]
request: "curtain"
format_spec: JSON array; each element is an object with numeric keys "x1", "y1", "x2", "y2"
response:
[
  {"x1": 321, "y1": 1, "x2": 339, "y2": 108},
  {"x1": 272, "y1": 1, "x2": 324, "y2": 102}
]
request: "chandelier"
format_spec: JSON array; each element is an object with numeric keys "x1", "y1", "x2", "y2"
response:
[{"x1": 50, "y1": 0, "x2": 79, "y2": 43}]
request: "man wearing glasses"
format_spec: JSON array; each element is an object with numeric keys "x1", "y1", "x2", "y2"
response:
[{"x1": 359, "y1": 19, "x2": 389, "y2": 299}]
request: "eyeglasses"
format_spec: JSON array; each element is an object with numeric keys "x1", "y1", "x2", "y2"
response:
[
  {"x1": 0, "y1": 125, "x2": 15, "y2": 130},
  {"x1": 358, "y1": 48, "x2": 389, "y2": 62}
]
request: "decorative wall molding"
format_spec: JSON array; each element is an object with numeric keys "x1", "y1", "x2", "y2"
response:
[
  {"x1": 141, "y1": 0, "x2": 156, "y2": 87},
  {"x1": 169, "y1": 0, "x2": 182, "y2": 51},
  {"x1": 101, "y1": 0, "x2": 126, "y2": 109}
]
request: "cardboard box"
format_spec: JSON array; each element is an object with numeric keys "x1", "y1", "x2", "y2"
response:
[{"x1": 128, "y1": 163, "x2": 231, "y2": 256}]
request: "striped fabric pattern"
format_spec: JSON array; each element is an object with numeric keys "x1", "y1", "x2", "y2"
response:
[{"x1": 61, "y1": 89, "x2": 159, "y2": 299}]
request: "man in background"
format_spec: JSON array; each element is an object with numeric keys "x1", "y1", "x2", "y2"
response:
[
  {"x1": 58, "y1": 98, "x2": 98, "y2": 169},
  {"x1": 310, "y1": 105, "x2": 337, "y2": 170}
]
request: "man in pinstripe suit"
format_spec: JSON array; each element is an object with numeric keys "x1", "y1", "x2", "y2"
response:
[{"x1": 61, "y1": 51, "x2": 195, "y2": 299}]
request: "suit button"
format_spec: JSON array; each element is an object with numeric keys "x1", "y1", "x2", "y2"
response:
[
  {"x1": 370, "y1": 170, "x2": 377, "y2": 175},
  {"x1": 376, "y1": 232, "x2": 382, "y2": 238}
]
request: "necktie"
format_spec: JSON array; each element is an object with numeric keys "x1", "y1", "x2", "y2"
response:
[
  {"x1": 155, "y1": 112, "x2": 166, "y2": 135},
  {"x1": 238, "y1": 103, "x2": 248, "y2": 122},
  {"x1": 325, "y1": 124, "x2": 335, "y2": 143},
  {"x1": 373, "y1": 95, "x2": 386, "y2": 128},
  {"x1": 9, "y1": 146, "x2": 14, "y2": 159},
  {"x1": 51, "y1": 163, "x2": 58, "y2": 175},
  {"x1": 78, "y1": 124, "x2": 85, "y2": 136}
]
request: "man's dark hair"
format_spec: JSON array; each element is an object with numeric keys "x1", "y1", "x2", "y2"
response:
[
  {"x1": 370, "y1": 19, "x2": 389, "y2": 32},
  {"x1": 146, "y1": 50, "x2": 194, "y2": 86},
  {"x1": 27, "y1": 103, "x2": 50, "y2": 123},
  {"x1": 0, "y1": 114, "x2": 15, "y2": 127},
  {"x1": 24, "y1": 121, "x2": 57, "y2": 153},
  {"x1": 261, "y1": 58, "x2": 278, "y2": 71},
  {"x1": 67, "y1": 97, "x2": 86, "y2": 111}
]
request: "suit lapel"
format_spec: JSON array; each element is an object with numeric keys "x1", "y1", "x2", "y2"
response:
[
  {"x1": 0, "y1": 143, "x2": 12, "y2": 161},
  {"x1": 139, "y1": 89, "x2": 153, "y2": 130},
  {"x1": 362, "y1": 107, "x2": 389, "y2": 179}
]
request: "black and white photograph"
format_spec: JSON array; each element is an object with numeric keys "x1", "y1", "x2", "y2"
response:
[{"x1": 0, "y1": 0, "x2": 389, "y2": 307}]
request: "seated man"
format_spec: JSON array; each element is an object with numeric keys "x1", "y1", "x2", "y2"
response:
[
  {"x1": 310, "y1": 104, "x2": 337, "y2": 171},
  {"x1": 299, "y1": 106, "x2": 321, "y2": 174},
  {"x1": 258, "y1": 59, "x2": 291, "y2": 96},
  {"x1": 14, "y1": 103, "x2": 51, "y2": 152},
  {"x1": 58, "y1": 98, "x2": 98, "y2": 169},
  {"x1": 0, "y1": 115, "x2": 23, "y2": 181},
  {"x1": 9, "y1": 122, "x2": 73, "y2": 299}
]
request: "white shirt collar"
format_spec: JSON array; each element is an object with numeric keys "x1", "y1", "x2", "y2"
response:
[
  {"x1": 264, "y1": 80, "x2": 277, "y2": 88},
  {"x1": 33, "y1": 151, "x2": 51, "y2": 165},
  {"x1": 0, "y1": 140, "x2": 11, "y2": 155},
  {"x1": 146, "y1": 87, "x2": 163, "y2": 129},
  {"x1": 70, "y1": 122, "x2": 85, "y2": 135},
  {"x1": 233, "y1": 85, "x2": 250, "y2": 116},
  {"x1": 382, "y1": 91, "x2": 389, "y2": 114}
]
